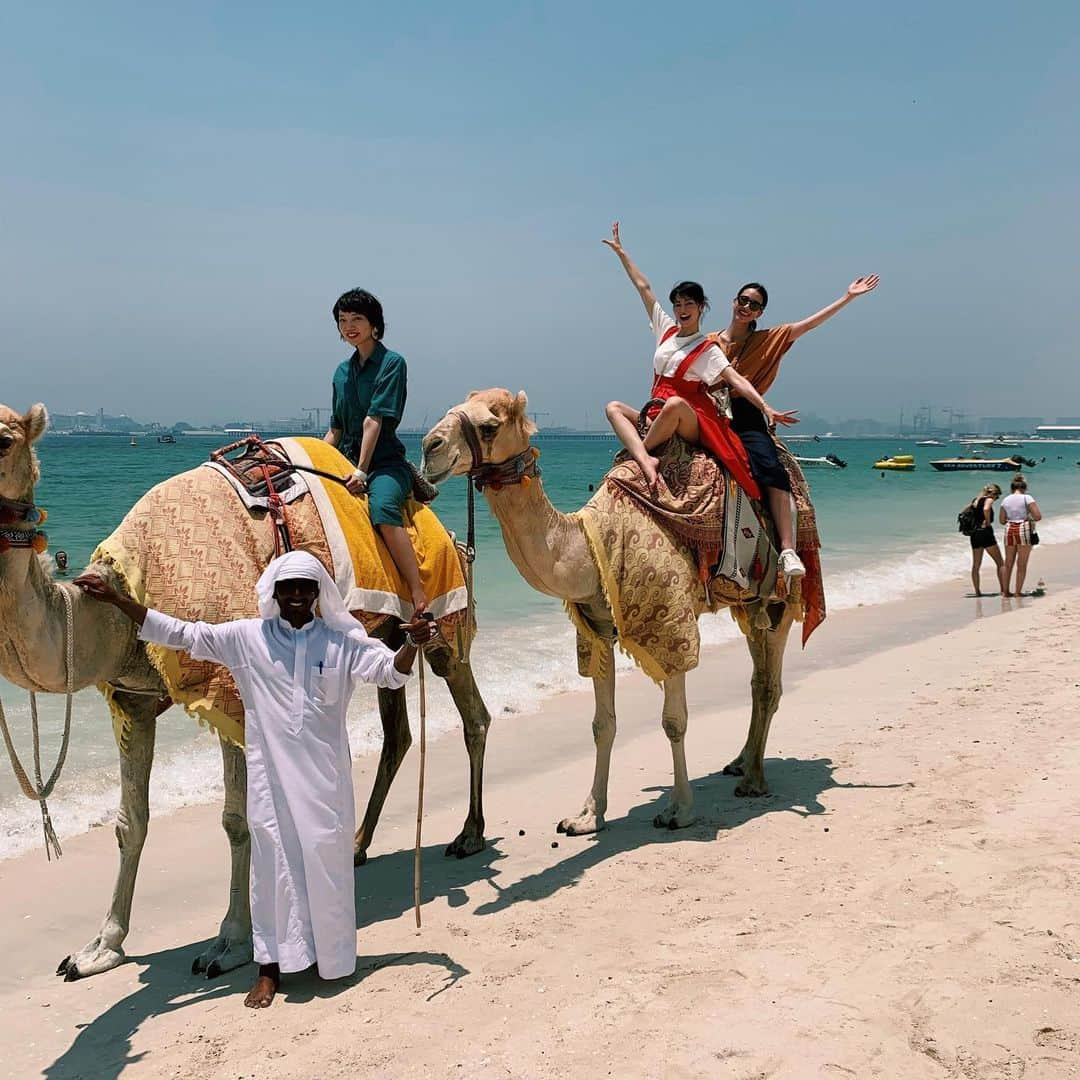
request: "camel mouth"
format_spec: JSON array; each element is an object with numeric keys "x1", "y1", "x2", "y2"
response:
[{"x1": 421, "y1": 447, "x2": 462, "y2": 486}]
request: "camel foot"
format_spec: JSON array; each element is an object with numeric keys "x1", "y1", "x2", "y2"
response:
[
  {"x1": 192, "y1": 933, "x2": 253, "y2": 978},
  {"x1": 734, "y1": 773, "x2": 769, "y2": 798},
  {"x1": 445, "y1": 827, "x2": 485, "y2": 859},
  {"x1": 353, "y1": 847, "x2": 368, "y2": 867},
  {"x1": 556, "y1": 812, "x2": 605, "y2": 837},
  {"x1": 56, "y1": 938, "x2": 125, "y2": 981},
  {"x1": 653, "y1": 803, "x2": 696, "y2": 829}
]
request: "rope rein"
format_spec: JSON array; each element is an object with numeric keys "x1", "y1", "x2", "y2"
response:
[{"x1": 0, "y1": 585, "x2": 75, "y2": 859}]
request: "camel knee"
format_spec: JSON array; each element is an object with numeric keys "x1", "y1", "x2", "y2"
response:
[
  {"x1": 114, "y1": 804, "x2": 148, "y2": 854},
  {"x1": 661, "y1": 714, "x2": 687, "y2": 743},
  {"x1": 751, "y1": 674, "x2": 783, "y2": 713},
  {"x1": 221, "y1": 810, "x2": 249, "y2": 849}
]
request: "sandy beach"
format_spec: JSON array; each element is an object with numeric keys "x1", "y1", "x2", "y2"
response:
[{"x1": 2, "y1": 544, "x2": 1079, "y2": 1080}]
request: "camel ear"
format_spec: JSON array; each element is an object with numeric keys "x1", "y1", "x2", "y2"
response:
[
  {"x1": 24, "y1": 404, "x2": 48, "y2": 443},
  {"x1": 513, "y1": 392, "x2": 538, "y2": 436}
]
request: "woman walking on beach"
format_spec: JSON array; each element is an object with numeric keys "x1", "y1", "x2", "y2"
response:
[
  {"x1": 705, "y1": 276, "x2": 879, "y2": 575},
  {"x1": 966, "y1": 483, "x2": 1005, "y2": 596},
  {"x1": 999, "y1": 473, "x2": 1042, "y2": 596},
  {"x1": 601, "y1": 223, "x2": 802, "y2": 575}
]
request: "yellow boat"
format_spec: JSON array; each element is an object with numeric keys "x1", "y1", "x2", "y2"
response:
[{"x1": 873, "y1": 454, "x2": 916, "y2": 471}]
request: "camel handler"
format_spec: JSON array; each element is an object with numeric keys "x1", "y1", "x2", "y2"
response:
[{"x1": 74, "y1": 550, "x2": 435, "y2": 1010}]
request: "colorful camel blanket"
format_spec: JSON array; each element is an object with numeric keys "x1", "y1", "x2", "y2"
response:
[
  {"x1": 93, "y1": 438, "x2": 468, "y2": 752},
  {"x1": 570, "y1": 437, "x2": 825, "y2": 683}
]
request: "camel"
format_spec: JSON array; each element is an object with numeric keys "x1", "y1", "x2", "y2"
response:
[
  {"x1": 421, "y1": 389, "x2": 799, "y2": 835},
  {"x1": 0, "y1": 402, "x2": 491, "y2": 981}
]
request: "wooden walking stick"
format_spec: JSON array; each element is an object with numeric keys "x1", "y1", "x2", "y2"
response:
[{"x1": 413, "y1": 623, "x2": 430, "y2": 930}]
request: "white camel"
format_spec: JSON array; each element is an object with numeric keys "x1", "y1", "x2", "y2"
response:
[{"x1": 422, "y1": 389, "x2": 798, "y2": 834}]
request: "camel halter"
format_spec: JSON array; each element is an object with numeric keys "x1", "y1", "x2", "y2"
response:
[{"x1": 0, "y1": 581, "x2": 75, "y2": 860}]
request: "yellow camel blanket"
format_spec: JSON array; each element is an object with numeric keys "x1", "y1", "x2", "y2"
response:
[{"x1": 94, "y1": 439, "x2": 468, "y2": 752}]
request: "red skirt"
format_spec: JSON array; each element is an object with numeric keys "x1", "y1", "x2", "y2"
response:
[{"x1": 647, "y1": 376, "x2": 761, "y2": 500}]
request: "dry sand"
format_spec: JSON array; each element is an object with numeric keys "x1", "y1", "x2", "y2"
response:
[{"x1": 2, "y1": 546, "x2": 1079, "y2": 1079}]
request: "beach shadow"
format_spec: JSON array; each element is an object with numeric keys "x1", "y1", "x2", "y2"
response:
[
  {"x1": 43, "y1": 942, "x2": 465, "y2": 1080},
  {"x1": 354, "y1": 839, "x2": 508, "y2": 931},
  {"x1": 469, "y1": 756, "x2": 908, "y2": 917}
]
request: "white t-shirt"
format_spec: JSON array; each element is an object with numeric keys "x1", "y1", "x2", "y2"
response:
[
  {"x1": 1001, "y1": 492, "x2": 1035, "y2": 522},
  {"x1": 650, "y1": 302, "x2": 729, "y2": 386}
]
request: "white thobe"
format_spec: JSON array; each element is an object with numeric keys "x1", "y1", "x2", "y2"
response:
[{"x1": 139, "y1": 608, "x2": 408, "y2": 978}]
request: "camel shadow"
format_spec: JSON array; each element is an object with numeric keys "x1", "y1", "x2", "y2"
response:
[
  {"x1": 43, "y1": 943, "x2": 464, "y2": 1080},
  {"x1": 470, "y1": 755, "x2": 908, "y2": 917}
]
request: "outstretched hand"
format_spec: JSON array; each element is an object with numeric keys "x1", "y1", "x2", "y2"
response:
[
  {"x1": 766, "y1": 408, "x2": 800, "y2": 429},
  {"x1": 601, "y1": 221, "x2": 624, "y2": 254},
  {"x1": 847, "y1": 274, "x2": 880, "y2": 298},
  {"x1": 74, "y1": 572, "x2": 122, "y2": 605}
]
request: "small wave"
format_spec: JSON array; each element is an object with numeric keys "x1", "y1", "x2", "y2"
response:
[{"x1": 4, "y1": 509, "x2": 1079, "y2": 861}]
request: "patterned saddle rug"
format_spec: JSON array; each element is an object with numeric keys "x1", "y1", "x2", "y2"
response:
[
  {"x1": 569, "y1": 436, "x2": 825, "y2": 684},
  {"x1": 93, "y1": 438, "x2": 469, "y2": 751}
]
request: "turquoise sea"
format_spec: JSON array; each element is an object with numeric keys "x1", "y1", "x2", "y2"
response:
[{"x1": 3, "y1": 433, "x2": 1080, "y2": 858}]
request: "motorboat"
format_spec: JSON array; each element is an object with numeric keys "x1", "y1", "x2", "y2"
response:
[
  {"x1": 157, "y1": 433, "x2": 176, "y2": 444},
  {"x1": 916, "y1": 439, "x2": 945, "y2": 446},
  {"x1": 873, "y1": 454, "x2": 916, "y2": 471},
  {"x1": 930, "y1": 455, "x2": 1034, "y2": 472},
  {"x1": 959, "y1": 436, "x2": 1025, "y2": 449},
  {"x1": 794, "y1": 453, "x2": 847, "y2": 469}
]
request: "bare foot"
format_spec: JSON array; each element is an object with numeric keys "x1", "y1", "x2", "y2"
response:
[
  {"x1": 641, "y1": 455, "x2": 661, "y2": 492},
  {"x1": 244, "y1": 964, "x2": 280, "y2": 1009}
]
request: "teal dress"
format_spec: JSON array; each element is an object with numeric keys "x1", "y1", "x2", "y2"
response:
[{"x1": 330, "y1": 343, "x2": 413, "y2": 527}]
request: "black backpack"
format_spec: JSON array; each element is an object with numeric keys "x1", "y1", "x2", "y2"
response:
[{"x1": 957, "y1": 500, "x2": 981, "y2": 536}]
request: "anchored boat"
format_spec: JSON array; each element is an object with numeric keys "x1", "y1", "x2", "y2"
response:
[
  {"x1": 873, "y1": 454, "x2": 916, "y2": 471},
  {"x1": 930, "y1": 455, "x2": 1033, "y2": 472},
  {"x1": 794, "y1": 453, "x2": 847, "y2": 469}
]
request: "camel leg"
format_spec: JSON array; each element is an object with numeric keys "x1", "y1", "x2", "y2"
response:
[
  {"x1": 192, "y1": 736, "x2": 253, "y2": 977},
  {"x1": 558, "y1": 641, "x2": 616, "y2": 836},
  {"x1": 429, "y1": 646, "x2": 492, "y2": 859},
  {"x1": 723, "y1": 605, "x2": 795, "y2": 796},
  {"x1": 652, "y1": 674, "x2": 696, "y2": 829},
  {"x1": 354, "y1": 684, "x2": 412, "y2": 866},
  {"x1": 57, "y1": 697, "x2": 156, "y2": 980}
]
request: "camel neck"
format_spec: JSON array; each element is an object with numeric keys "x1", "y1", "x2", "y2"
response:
[{"x1": 484, "y1": 475, "x2": 598, "y2": 602}]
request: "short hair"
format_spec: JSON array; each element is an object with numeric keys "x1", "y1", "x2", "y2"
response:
[
  {"x1": 669, "y1": 281, "x2": 709, "y2": 311},
  {"x1": 332, "y1": 289, "x2": 385, "y2": 339}
]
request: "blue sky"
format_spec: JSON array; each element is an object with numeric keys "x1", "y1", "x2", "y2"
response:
[{"x1": 1, "y1": 2, "x2": 1077, "y2": 426}]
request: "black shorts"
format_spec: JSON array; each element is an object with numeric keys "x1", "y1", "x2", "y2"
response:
[{"x1": 970, "y1": 526, "x2": 997, "y2": 550}]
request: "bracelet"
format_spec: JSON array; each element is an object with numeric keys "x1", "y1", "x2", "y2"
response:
[
  {"x1": 405, "y1": 631, "x2": 427, "y2": 648},
  {"x1": 352, "y1": 468, "x2": 368, "y2": 483}
]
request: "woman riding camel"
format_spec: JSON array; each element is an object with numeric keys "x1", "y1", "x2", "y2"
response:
[
  {"x1": 602, "y1": 223, "x2": 803, "y2": 578},
  {"x1": 704, "y1": 274, "x2": 879, "y2": 567}
]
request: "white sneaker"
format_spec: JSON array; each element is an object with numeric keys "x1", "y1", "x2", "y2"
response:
[{"x1": 779, "y1": 549, "x2": 805, "y2": 579}]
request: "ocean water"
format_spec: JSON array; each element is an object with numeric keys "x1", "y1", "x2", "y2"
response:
[{"x1": 2, "y1": 433, "x2": 1079, "y2": 859}]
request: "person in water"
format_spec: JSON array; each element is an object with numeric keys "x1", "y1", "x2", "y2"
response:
[
  {"x1": 601, "y1": 223, "x2": 801, "y2": 575},
  {"x1": 325, "y1": 289, "x2": 427, "y2": 615},
  {"x1": 705, "y1": 275, "x2": 879, "y2": 563},
  {"x1": 54, "y1": 550, "x2": 70, "y2": 576}
]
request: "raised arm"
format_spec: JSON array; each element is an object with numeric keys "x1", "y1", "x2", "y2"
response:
[
  {"x1": 789, "y1": 275, "x2": 880, "y2": 342},
  {"x1": 715, "y1": 368, "x2": 799, "y2": 430},
  {"x1": 602, "y1": 221, "x2": 658, "y2": 319}
]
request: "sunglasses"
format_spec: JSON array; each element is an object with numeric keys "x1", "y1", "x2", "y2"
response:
[{"x1": 735, "y1": 295, "x2": 764, "y2": 313}]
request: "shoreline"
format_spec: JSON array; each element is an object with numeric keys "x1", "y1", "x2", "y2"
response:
[
  {"x1": 3, "y1": 532, "x2": 1079, "y2": 862},
  {"x1": 1, "y1": 541, "x2": 1079, "y2": 1075}
]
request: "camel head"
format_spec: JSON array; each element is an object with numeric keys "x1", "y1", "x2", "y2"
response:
[
  {"x1": 0, "y1": 403, "x2": 48, "y2": 501},
  {"x1": 422, "y1": 389, "x2": 537, "y2": 485}
]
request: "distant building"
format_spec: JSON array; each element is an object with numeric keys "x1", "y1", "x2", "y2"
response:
[{"x1": 977, "y1": 416, "x2": 1043, "y2": 435}]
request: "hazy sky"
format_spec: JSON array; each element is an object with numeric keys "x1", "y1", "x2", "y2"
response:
[{"x1": 2, "y1": 2, "x2": 1077, "y2": 427}]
